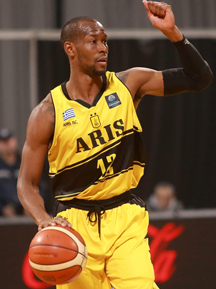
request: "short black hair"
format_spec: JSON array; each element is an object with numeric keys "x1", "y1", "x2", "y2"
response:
[{"x1": 60, "y1": 16, "x2": 97, "y2": 47}]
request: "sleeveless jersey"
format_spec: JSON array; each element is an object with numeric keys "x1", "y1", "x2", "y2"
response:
[{"x1": 49, "y1": 71, "x2": 146, "y2": 201}]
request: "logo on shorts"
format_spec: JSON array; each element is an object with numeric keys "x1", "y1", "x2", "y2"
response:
[{"x1": 105, "y1": 93, "x2": 121, "y2": 109}]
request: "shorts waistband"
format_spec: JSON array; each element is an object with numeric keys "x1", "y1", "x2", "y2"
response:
[
  {"x1": 54, "y1": 191, "x2": 145, "y2": 238},
  {"x1": 63, "y1": 190, "x2": 132, "y2": 210}
]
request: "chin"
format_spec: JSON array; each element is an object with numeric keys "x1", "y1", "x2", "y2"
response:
[
  {"x1": 94, "y1": 68, "x2": 107, "y2": 76},
  {"x1": 87, "y1": 65, "x2": 107, "y2": 77}
]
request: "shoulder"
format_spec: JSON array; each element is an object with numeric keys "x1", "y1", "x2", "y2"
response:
[
  {"x1": 115, "y1": 70, "x2": 131, "y2": 84},
  {"x1": 27, "y1": 93, "x2": 55, "y2": 145},
  {"x1": 115, "y1": 68, "x2": 150, "y2": 100},
  {"x1": 31, "y1": 93, "x2": 54, "y2": 123},
  {"x1": 116, "y1": 68, "x2": 150, "y2": 92},
  {"x1": 39, "y1": 93, "x2": 54, "y2": 116}
]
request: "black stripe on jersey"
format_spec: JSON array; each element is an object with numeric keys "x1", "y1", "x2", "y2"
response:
[
  {"x1": 56, "y1": 162, "x2": 145, "y2": 200},
  {"x1": 57, "y1": 161, "x2": 145, "y2": 199},
  {"x1": 51, "y1": 130, "x2": 146, "y2": 198},
  {"x1": 49, "y1": 126, "x2": 139, "y2": 177},
  {"x1": 95, "y1": 161, "x2": 145, "y2": 184}
]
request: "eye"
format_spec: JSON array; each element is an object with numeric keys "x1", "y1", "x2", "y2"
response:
[{"x1": 91, "y1": 39, "x2": 96, "y2": 44}]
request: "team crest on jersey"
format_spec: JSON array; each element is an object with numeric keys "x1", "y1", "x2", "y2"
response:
[
  {"x1": 90, "y1": 113, "x2": 101, "y2": 128},
  {"x1": 105, "y1": 92, "x2": 121, "y2": 109}
]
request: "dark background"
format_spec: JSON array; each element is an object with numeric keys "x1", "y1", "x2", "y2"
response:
[{"x1": 38, "y1": 38, "x2": 216, "y2": 209}]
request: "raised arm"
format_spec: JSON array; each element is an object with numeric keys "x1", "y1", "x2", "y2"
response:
[
  {"x1": 17, "y1": 94, "x2": 71, "y2": 230},
  {"x1": 116, "y1": 0, "x2": 213, "y2": 108}
]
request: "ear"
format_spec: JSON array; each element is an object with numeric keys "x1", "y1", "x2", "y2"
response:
[{"x1": 64, "y1": 42, "x2": 76, "y2": 57}]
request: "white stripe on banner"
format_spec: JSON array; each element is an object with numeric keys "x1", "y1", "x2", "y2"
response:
[{"x1": 63, "y1": 108, "x2": 75, "y2": 121}]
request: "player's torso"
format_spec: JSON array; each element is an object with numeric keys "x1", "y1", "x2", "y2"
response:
[{"x1": 49, "y1": 71, "x2": 145, "y2": 201}]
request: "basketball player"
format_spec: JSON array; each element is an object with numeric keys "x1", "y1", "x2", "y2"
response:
[{"x1": 17, "y1": 1, "x2": 213, "y2": 288}]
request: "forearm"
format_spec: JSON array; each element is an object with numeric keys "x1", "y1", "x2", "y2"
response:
[
  {"x1": 161, "y1": 25, "x2": 183, "y2": 42},
  {"x1": 143, "y1": 1, "x2": 213, "y2": 96},
  {"x1": 17, "y1": 179, "x2": 72, "y2": 230},
  {"x1": 17, "y1": 181, "x2": 51, "y2": 225},
  {"x1": 162, "y1": 35, "x2": 214, "y2": 96}
]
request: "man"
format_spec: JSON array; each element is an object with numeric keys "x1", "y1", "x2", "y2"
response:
[
  {"x1": 0, "y1": 128, "x2": 53, "y2": 216},
  {"x1": 0, "y1": 128, "x2": 23, "y2": 216},
  {"x1": 17, "y1": 1, "x2": 213, "y2": 289},
  {"x1": 146, "y1": 181, "x2": 184, "y2": 212}
]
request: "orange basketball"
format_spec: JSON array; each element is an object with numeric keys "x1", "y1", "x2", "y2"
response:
[{"x1": 28, "y1": 225, "x2": 88, "y2": 285}]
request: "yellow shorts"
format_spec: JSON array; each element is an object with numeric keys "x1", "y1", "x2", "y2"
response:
[{"x1": 56, "y1": 202, "x2": 159, "y2": 289}]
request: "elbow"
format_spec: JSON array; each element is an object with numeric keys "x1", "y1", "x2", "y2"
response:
[
  {"x1": 193, "y1": 64, "x2": 214, "y2": 92},
  {"x1": 17, "y1": 176, "x2": 27, "y2": 202}
]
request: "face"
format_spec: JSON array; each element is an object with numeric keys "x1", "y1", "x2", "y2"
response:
[
  {"x1": 0, "y1": 137, "x2": 17, "y2": 155},
  {"x1": 155, "y1": 187, "x2": 175, "y2": 210},
  {"x1": 73, "y1": 21, "x2": 108, "y2": 76}
]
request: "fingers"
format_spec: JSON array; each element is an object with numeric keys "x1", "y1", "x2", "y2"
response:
[
  {"x1": 142, "y1": 0, "x2": 149, "y2": 12},
  {"x1": 143, "y1": 0, "x2": 152, "y2": 17},
  {"x1": 38, "y1": 216, "x2": 72, "y2": 231},
  {"x1": 143, "y1": 1, "x2": 172, "y2": 19}
]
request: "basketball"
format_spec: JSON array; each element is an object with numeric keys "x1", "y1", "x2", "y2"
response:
[{"x1": 28, "y1": 225, "x2": 88, "y2": 285}]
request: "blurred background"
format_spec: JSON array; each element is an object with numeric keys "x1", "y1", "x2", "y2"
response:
[
  {"x1": 0, "y1": 0, "x2": 215, "y2": 209},
  {"x1": 0, "y1": 0, "x2": 216, "y2": 288}
]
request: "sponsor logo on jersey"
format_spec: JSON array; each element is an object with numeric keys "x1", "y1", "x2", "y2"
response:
[
  {"x1": 62, "y1": 108, "x2": 75, "y2": 121},
  {"x1": 90, "y1": 113, "x2": 101, "y2": 128},
  {"x1": 105, "y1": 93, "x2": 121, "y2": 109},
  {"x1": 72, "y1": 120, "x2": 78, "y2": 125},
  {"x1": 63, "y1": 122, "x2": 71, "y2": 127},
  {"x1": 63, "y1": 120, "x2": 78, "y2": 127}
]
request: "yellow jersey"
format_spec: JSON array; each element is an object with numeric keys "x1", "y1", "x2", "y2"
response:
[{"x1": 49, "y1": 71, "x2": 146, "y2": 201}]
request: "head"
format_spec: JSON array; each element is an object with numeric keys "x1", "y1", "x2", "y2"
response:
[
  {"x1": 61, "y1": 16, "x2": 108, "y2": 76},
  {"x1": 153, "y1": 182, "x2": 176, "y2": 210},
  {"x1": 0, "y1": 128, "x2": 18, "y2": 157}
]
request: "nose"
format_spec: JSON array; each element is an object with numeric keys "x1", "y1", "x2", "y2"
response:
[{"x1": 98, "y1": 41, "x2": 108, "y2": 54}]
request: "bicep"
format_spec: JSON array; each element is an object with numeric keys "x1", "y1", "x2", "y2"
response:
[
  {"x1": 118, "y1": 68, "x2": 164, "y2": 99},
  {"x1": 18, "y1": 99, "x2": 54, "y2": 187},
  {"x1": 137, "y1": 69, "x2": 164, "y2": 97}
]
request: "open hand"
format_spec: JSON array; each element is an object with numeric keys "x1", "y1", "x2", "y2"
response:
[{"x1": 38, "y1": 216, "x2": 72, "y2": 231}]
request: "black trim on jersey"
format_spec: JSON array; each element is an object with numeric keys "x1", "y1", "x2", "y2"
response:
[
  {"x1": 48, "y1": 93, "x2": 56, "y2": 151},
  {"x1": 49, "y1": 126, "x2": 140, "y2": 176},
  {"x1": 92, "y1": 75, "x2": 107, "y2": 106},
  {"x1": 61, "y1": 75, "x2": 107, "y2": 108},
  {"x1": 61, "y1": 81, "x2": 70, "y2": 100}
]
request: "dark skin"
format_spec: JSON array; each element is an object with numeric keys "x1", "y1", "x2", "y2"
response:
[{"x1": 17, "y1": 0, "x2": 184, "y2": 231}]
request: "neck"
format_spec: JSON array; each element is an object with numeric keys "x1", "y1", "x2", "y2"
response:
[{"x1": 66, "y1": 70, "x2": 104, "y2": 104}]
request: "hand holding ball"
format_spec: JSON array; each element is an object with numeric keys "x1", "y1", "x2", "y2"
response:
[{"x1": 29, "y1": 225, "x2": 88, "y2": 285}]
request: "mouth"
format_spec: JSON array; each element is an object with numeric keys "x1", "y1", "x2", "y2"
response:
[{"x1": 97, "y1": 56, "x2": 108, "y2": 64}]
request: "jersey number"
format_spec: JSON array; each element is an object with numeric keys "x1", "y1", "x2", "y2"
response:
[{"x1": 97, "y1": 154, "x2": 116, "y2": 179}]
